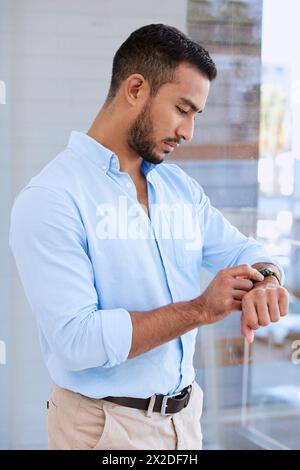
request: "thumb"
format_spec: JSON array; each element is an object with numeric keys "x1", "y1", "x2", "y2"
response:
[{"x1": 241, "y1": 314, "x2": 254, "y2": 344}]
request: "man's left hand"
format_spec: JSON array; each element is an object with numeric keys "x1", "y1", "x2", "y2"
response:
[{"x1": 240, "y1": 278, "x2": 289, "y2": 343}]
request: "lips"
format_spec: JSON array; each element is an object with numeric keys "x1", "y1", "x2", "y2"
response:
[{"x1": 163, "y1": 141, "x2": 178, "y2": 151}]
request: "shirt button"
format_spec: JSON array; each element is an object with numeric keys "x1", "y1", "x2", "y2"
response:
[
  {"x1": 102, "y1": 165, "x2": 107, "y2": 171},
  {"x1": 126, "y1": 182, "x2": 132, "y2": 188}
]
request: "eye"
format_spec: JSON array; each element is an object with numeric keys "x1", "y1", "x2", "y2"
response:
[{"x1": 176, "y1": 106, "x2": 188, "y2": 115}]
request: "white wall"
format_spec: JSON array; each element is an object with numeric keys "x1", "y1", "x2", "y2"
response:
[{"x1": 0, "y1": 0, "x2": 187, "y2": 449}]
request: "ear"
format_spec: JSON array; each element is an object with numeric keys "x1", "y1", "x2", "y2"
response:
[{"x1": 124, "y1": 74, "x2": 149, "y2": 107}]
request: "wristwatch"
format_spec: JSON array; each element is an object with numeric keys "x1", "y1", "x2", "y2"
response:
[{"x1": 258, "y1": 267, "x2": 280, "y2": 284}]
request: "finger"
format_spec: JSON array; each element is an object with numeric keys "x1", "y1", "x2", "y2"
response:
[
  {"x1": 232, "y1": 279, "x2": 254, "y2": 291},
  {"x1": 278, "y1": 288, "x2": 289, "y2": 316},
  {"x1": 229, "y1": 264, "x2": 264, "y2": 282},
  {"x1": 242, "y1": 296, "x2": 260, "y2": 330},
  {"x1": 233, "y1": 289, "x2": 250, "y2": 301},
  {"x1": 235, "y1": 275, "x2": 255, "y2": 280},
  {"x1": 255, "y1": 291, "x2": 271, "y2": 326},
  {"x1": 267, "y1": 290, "x2": 281, "y2": 323},
  {"x1": 241, "y1": 314, "x2": 254, "y2": 344}
]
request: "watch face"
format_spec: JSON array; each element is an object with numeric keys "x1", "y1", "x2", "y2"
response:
[
  {"x1": 260, "y1": 268, "x2": 274, "y2": 277},
  {"x1": 258, "y1": 267, "x2": 280, "y2": 284}
]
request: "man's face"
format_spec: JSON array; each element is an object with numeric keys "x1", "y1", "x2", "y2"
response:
[{"x1": 127, "y1": 63, "x2": 210, "y2": 165}]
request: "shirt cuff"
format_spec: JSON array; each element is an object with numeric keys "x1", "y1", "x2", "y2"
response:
[{"x1": 101, "y1": 308, "x2": 133, "y2": 368}]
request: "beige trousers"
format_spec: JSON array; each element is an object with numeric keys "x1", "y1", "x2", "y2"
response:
[{"x1": 47, "y1": 382, "x2": 203, "y2": 450}]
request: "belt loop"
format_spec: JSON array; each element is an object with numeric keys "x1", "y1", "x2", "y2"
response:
[{"x1": 146, "y1": 394, "x2": 156, "y2": 417}]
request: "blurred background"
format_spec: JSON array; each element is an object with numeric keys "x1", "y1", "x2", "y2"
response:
[{"x1": 0, "y1": 0, "x2": 299, "y2": 450}]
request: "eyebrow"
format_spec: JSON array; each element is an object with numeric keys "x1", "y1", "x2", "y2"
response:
[{"x1": 179, "y1": 97, "x2": 203, "y2": 114}]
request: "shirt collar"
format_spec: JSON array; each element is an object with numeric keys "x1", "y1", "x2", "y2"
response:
[
  {"x1": 67, "y1": 131, "x2": 157, "y2": 176},
  {"x1": 67, "y1": 131, "x2": 115, "y2": 173},
  {"x1": 142, "y1": 160, "x2": 157, "y2": 176}
]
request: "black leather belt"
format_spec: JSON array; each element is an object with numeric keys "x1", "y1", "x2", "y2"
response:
[{"x1": 103, "y1": 384, "x2": 192, "y2": 416}]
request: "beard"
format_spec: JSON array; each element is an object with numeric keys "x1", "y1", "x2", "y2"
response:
[{"x1": 127, "y1": 100, "x2": 170, "y2": 165}]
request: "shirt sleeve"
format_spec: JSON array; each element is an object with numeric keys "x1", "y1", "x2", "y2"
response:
[
  {"x1": 9, "y1": 185, "x2": 133, "y2": 371},
  {"x1": 188, "y1": 176, "x2": 285, "y2": 284}
]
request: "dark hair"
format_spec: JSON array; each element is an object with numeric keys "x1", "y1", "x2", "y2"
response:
[{"x1": 107, "y1": 23, "x2": 217, "y2": 100}]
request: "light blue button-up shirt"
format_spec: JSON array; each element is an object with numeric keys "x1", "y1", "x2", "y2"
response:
[{"x1": 9, "y1": 131, "x2": 283, "y2": 399}]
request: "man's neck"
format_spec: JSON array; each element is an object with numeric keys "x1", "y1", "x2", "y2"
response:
[{"x1": 87, "y1": 111, "x2": 143, "y2": 179}]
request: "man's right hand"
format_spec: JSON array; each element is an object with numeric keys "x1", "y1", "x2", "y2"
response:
[
  {"x1": 128, "y1": 264, "x2": 265, "y2": 360},
  {"x1": 192, "y1": 264, "x2": 264, "y2": 326}
]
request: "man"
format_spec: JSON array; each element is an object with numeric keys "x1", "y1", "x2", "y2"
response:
[{"x1": 9, "y1": 24, "x2": 288, "y2": 450}]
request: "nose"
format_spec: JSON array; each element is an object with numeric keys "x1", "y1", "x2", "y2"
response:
[{"x1": 176, "y1": 118, "x2": 194, "y2": 142}]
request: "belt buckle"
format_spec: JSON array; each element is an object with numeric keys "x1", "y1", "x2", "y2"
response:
[
  {"x1": 160, "y1": 385, "x2": 192, "y2": 416},
  {"x1": 160, "y1": 394, "x2": 173, "y2": 416}
]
